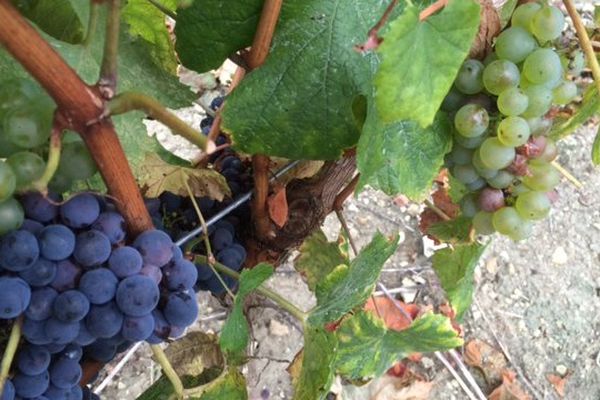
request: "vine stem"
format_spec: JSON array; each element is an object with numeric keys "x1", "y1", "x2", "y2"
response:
[
  {"x1": 563, "y1": 0, "x2": 600, "y2": 97},
  {"x1": 83, "y1": 2, "x2": 100, "y2": 47},
  {"x1": 0, "y1": 316, "x2": 23, "y2": 396},
  {"x1": 108, "y1": 91, "x2": 214, "y2": 152},
  {"x1": 193, "y1": 255, "x2": 307, "y2": 322},
  {"x1": 150, "y1": 345, "x2": 184, "y2": 400},
  {"x1": 147, "y1": 0, "x2": 177, "y2": 19},
  {"x1": 99, "y1": 0, "x2": 121, "y2": 97},
  {"x1": 29, "y1": 119, "x2": 63, "y2": 193}
]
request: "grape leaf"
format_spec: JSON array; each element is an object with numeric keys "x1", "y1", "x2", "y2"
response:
[
  {"x1": 13, "y1": 0, "x2": 89, "y2": 44},
  {"x1": 138, "y1": 153, "x2": 231, "y2": 200},
  {"x1": 427, "y1": 216, "x2": 473, "y2": 244},
  {"x1": 375, "y1": 0, "x2": 481, "y2": 128},
  {"x1": 196, "y1": 368, "x2": 248, "y2": 400},
  {"x1": 593, "y1": 125, "x2": 600, "y2": 166},
  {"x1": 499, "y1": 0, "x2": 519, "y2": 28},
  {"x1": 292, "y1": 326, "x2": 337, "y2": 400},
  {"x1": 309, "y1": 232, "x2": 398, "y2": 325},
  {"x1": 357, "y1": 112, "x2": 452, "y2": 200},
  {"x1": 551, "y1": 86, "x2": 600, "y2": 140},
  {"x1": 222, "y1": 1, "x2": 396, "y2": 160},
  {"x1": 335, "y1": 311, "x2": 463, "y2": 380},
  {"x1": 432, "y1": 243, "x2": 487, "y2": 321},
  {"x1": 448, "y1": 174, "x2": 468, "y2": 203},
  {"x1": 174, "y1": 0, "x2": 263, "y2": 73},
  {"x1": 165, "y1": 331, "x2": 224, "y2": 378},
  {"x1": 219, "y1": 264, "x2": 273, "y2": 365},
  {"x1": 295, "y1": 230, "x2": 349, "y2": 291},
  {"x1": 122, "y1": 0, "x2": 179, "y2": 73}
]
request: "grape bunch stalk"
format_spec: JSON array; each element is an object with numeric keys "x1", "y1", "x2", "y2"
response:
[{"x1": 443, "y1": 3, "x2": 579, "y2": 241}]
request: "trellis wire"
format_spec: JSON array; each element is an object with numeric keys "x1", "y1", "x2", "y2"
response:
[{"x1": 175, "y1": 160, "x2": 300, "y2": 247}]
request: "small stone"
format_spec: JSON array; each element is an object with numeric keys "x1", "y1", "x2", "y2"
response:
[
  {"x1": 269, "y1": 319, "x2": 290, "y2": 337},
  {"x1": 421, "y1": 356, "x2": 435, "y2": 369},
  {"x1": 485, "y1": 257, "x2": 498, "y2": 275},
  {"x1": 406, "y1": 204, "x2": 421, "y2": 217},
  {"x1": 552, "y1": 247, "x2": 568, "y2": 265},
  {"x1": 555, "y1": 364, "x2": 568, "y2": 376}
]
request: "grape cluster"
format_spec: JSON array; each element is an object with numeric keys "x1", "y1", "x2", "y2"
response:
[
  {"x1": 0, "y1": 78, "x2": 98, "y2": 236},
  {"x1": 0, "y1": 194, "x2": 200, "y2": 400},
  {"x1": 443, "y1": 3, "x2": 575, "y2": 241}
]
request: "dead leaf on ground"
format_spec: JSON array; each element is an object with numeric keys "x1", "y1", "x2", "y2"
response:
[
  {"x1": 364, "y1": 297, "x2": 420, "y2": 331},
  {"x1": 547, "y1": 373, "x2": 570, "y2": 398},
  {"x1": 163, "y1": 331, "x2": 224, "y2": 378},
  {"x1": 268, "y1": 185, "x2": 289, "y2": 227},
  {"x1": 464, "y1": 339, "x2": 508, "y2": 388},
  {"x1": 489, "y1": 370, "x2": 532, "y2": 400},
  {"x1": 369, "y1": 374, "x2": 433, "y2": 400}
]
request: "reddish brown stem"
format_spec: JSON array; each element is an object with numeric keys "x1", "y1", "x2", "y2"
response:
[
  {"x1": 333, "y1": 174, "x2": 360, "y2": 210},
  {"x1": 252, "y1": 154, "x2": 273, "y2": 238},
  {"x1": 419, "y1": 0, "x2": 448, "y2": 21}
]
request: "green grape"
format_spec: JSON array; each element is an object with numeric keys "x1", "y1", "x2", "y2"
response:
[
  {"x1": 487, "y1": 170, "x2": 514, "y2": 189},
  {"x1": 0, "y1": 197, "x2": 24, "y2": 235},
  {"x1": 467, "y1": 177, "x2": 486, "y2": 191},
  {"x1": 57, "y1": 141, "x2": 98, "y2": 181},
  {"x1": 508, "y1": 219, "x2": 533, "y2": 241},
  {"x1": 497, "y1": 116, "x2": 531, "y2": 147},
  {"x1": 497, "y1": 87, "x2": 529, "y2": 117},
  {"x1": 494, "y1": 27, "x2": 537, "y2": 63},
  {"x1": 483, "y1": 52, "x2": 498, "y2": 66},
  {"x1": 511, "y1": 182, "x2": 531, "y2": 196},
  {"x1": 455, "y1": 59, "x2": 485, "y2": 95},
  {"x1": 473, "y1": 211, "x2": 495, "y2": 235},
  {"x1": 454, "y1": 130, "x2": 487, "y2": 149},
  {"x1": 460, "y1": 194, "x2": 479, "y2": 218},
  {"x1": 0, "y1": 78, "x2": 40, "y2": 116},
  {"x1": 449, "y1": 145, "x2": 474, "y2": 166},
  {"x1": 479, "y1": 137, "x2": 516, "y2": 170},
  {"x1": 4, "y1": 100, "x2": 53, "y2": 149},
  {"x1": 515, "y1": 191, "x2": 551, "y2": 220},
  {"x1": 522, "y1": 161, "x2": 561, "y2": 191},
  {"x1": 452, "y1": 164, "x2": 480, "y2": 184},
  {"x1": 0, "y1": 125, "x2": 25, "y2": 158},
  {"x1": 531, "y1": 5, "x2": 565, "y2": 43},
  {"x1": 0, "y1": 161, "x2": 17, "y2": 202},
  {"x1": 472, "y1": 149, "x2": 498, "y2": 179},
  {"x1": 523, "y1": 49, "x2": 563, "y2": 85},
  {"x1": 492, "y1": 206, "x2": 524, "y2": 236},
  {"x1": 527, "y1": 117, "x2": 552, "y2": 137},
  {"x1": 49, "y1": 169, "x2": 74, "y2": 194},
  {"x1": 441, "y1": 87, "x2": 467, "y2": 112},
  {"x1": 6, "y1": 151, "x2": 45, "y2": 188},
  {"x1": 511, "y1": 3, "x2": 541, "y2": 32},
  {"x1": 566, "y1": 50, "x2": 585, "y2": 76},
  {"x1": 552, "y1": 81, "x2": 577, "y2": 105},
  {"x1": 521, "y1": 85, "x2": 552, "y2": 118},
  {"x1": 537, "y1": 138, "x2": 558, "y2": 162},
  {"x1": 482, "y1": 60, "x2": 520, "y2": 95},
  {"x1": 454, "y1": 104, "x2": 489, "y2": 138}
]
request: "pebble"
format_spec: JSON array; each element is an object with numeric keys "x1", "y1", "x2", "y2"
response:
[
  {"x1": 552, "y1": 247, "x2": 568, "y2": 265},
  {"x1": 269, "y1": 319, "x2": 290, "y2": 337},
  {"x1": 485, "y1": 257, "x2": 498, "y2": 275},
  {"x1": 556, "y1": 364, "x2": 568, "y2": 376},
  {"x1": 421, "y1": 357, "x2": 435, "y2": 369}
]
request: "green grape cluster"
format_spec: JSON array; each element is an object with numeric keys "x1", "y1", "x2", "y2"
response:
[
  {"x1": 443, "y1": 3, "x2": 576, "y2": 241},
  {"x1": 0, "y1": 78, "x2": 98, "y2": 235}
]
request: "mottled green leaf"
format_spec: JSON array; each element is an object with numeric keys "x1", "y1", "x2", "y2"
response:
[
  {"x1": 428, "y1": 216, "x2": 473, "y2": 244},
  {"x1": 499, "y1": 0, "x2": 518, "y2": 28},
  {"x1": 165, "y1": 331, "x2": 224, "y2": 378},
  {"x1": 432, "y1": 243, "x2": 486, "y2": 321},
  {"x1": 357, "y1": 112, "x2": 452, "y2": 200},
  {"x1": 175, "y1": 0, "x2": 262, "y2": 72},
  {"x1": 309, "y1": 233, "x2": 398, "y2": 325},
  {"x1": 122, "y1": 0, "x2": 178, "y2": 73},
  {"x1": 293, "y1": 327, "x2": 337, "y2": 400},
  {"x1": 295, "y1": 230, "x2": 349, "y2": 291},
  {"x1": 220, "y1": 264, "x2": 274, "y2": 365},
  {"x1": 448, "y1": 174, "x2": 468, "y2": 203},
  {"x1": 593, "y1": 125, "x2": 600, "y2": 166},
  {"x1": 551, "y1": 86, "x2": 600, "y2": 140},
  {"x1": 197, "y1": 369, "x2": 248, "y2": 400},
  {"x1": 335, "y1": 311, "x2": 463, "y2": 380},
  {"x1": 375, "y1": 0, "x2": 480, "y2": 127}
]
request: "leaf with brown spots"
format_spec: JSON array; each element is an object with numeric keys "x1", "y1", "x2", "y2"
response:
[
  {"x1": 464, "y1": 339, "x2": 508, "y2": 388},
  {"x1": 267, "y1": 185, "x2": 288, "y2": 228},
  {"x1": 364, "y1": 297, "x2": 419, "y2": 331},
  {"x1": 489, "y1": 370, "x2": 532, "y2": 400}
]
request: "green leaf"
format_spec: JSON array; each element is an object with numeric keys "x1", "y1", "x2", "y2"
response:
[
  {"x1": 551, "y1": 86, "x2": 600, "y2": 140},
  {"x1": 428, "y1": 216, "x2": 473, "y2": 244},
  {"x1": 222, "y1": 1, "x2": 395, "y2": 160},
  {"x1": 309, "y1": 233, "x2": 398, "y2": 325},
  {"x1": 292, "y1": 327, "x2": 337, "y2": 400},
  {"x1": 335, "y1": 311, "x2": 462, "y2": 380},
  {"x1": 375, "y1": 0, "x2": 481, "y2": 127},
  {"x1": 220, "y1": 264, "x2": 274, "y2": 365},
  {"x1": 122, "y1": 0, "x2": 179, "y2": 73},
  {"x1": 448, "y1": 174, "x2": 468, "y2": 203},
  {"x1": 432, "y1": 243, "x2": 487, "y2": 321},
  {"x1": 174, "y1": 0, "x2": 263, "y2": 72},
  {"x1": 196, "y1": 368, "x2": 248, "y2": 400},
  {"x1": 593, "y1": 125, "x2": 600, "y2": 166},
  {"x1": 295, "y1": 230, "x2": 349, "y2": 291},
  {"x1": 499, "y1": 0, "x2": 518, "y2": 28},
  {"x1": 357, "y1": 112, "x2": 452, "y2": 200},
  {"x1": 14, "y1": 0, "x2": 89, "y2": 44}
]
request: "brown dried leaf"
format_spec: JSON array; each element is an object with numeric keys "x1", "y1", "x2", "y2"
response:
[
  {"x1": 469, "y1": 0, "x2": 501, "y2": 59},
  {"x1": 139, "y1": 153, "x2": 231, "y2": 200},
  {"x1": 163, "y1": 331, "x2": 224, "y2": 378},
  {"x1": 489, "y1": 370, "x2": 532, "y2": 400},
  {"x1": 464, "y1": 339, "x2": 508, "y2": 388},
  {"x1": 546, "y1": 373, "x2": 570, "y2": 398},
  {"x1": 267, "y1": 186, "x2": 288, "y2": 228},
  {"x1": 370, "y1": 375, "x2": 433, "y2": 400},
  {"x1": 364, "y1": 297, "x2": 420, "y2": 332}
]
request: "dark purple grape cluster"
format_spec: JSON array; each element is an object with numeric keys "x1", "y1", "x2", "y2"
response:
[{"x1": 0, "y1": 193, "x2": 200, "y2": 400}]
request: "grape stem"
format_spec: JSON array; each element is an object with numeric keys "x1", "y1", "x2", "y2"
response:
[
  {"x1": 83, "y1": 2, "x2": 100, "y2": 47},
  {"x1": 98, "y1": 0, "x2": 121, "y2": 98},
  {"x1": 107, "y1": 91, "x2": 214, "y2": 153},
  {"x1": 424, "y1": 199, "x2": 452, "y2": 221},
  {"x1": 0, "y1": 316, "x2": 23, "y2": 396},
  {"x1": 551, "y1": 160, "x2": 583, "y2": 189},
  {"x1": 150, "y1": 345, "x2": 184, "y2": 400},
  {"x1": 194, "y1": 255, "x2": 308, "y2": 322},
  {"x1": 29, "y1": 120, "x2": 63, "y2": 193},
  {"x1": 147, "y1": 0, "x2": 177, "y2": 19},
  {"x1": 563, "y1": 0, "x2": 600, "y2": 97}
]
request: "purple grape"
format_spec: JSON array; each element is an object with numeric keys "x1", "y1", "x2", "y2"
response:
[
  {"x1": 26, "y1": 287, "x2": 57, "y2": 321},
  {"x1": 12, "y1": 371, "x2": 49, "y2": 398},
  {"x1": 38, "y1": 225, "x2": 76, "y2": 261},
  {"x1": 121, "y1": 314, "x2": 155, "y2": 341},
  {"x1": 49, "y1": 358, "x2": 82, "y2": 389},
  {"x1": 17, "y1": 345, "x2": 51, "y2": 376},
  {"x1": 210, "y1": 96, "x2": 224, "y2": 110},
  {"x1": 52, "y1": 290, "x2": 90, "y2": 322},
  {"x1": 50, "y1": 260, "x2": 81, "y2": 292},
  {"x1": 59, "y1": 194, "x2": 100, "y2": 229},
  {"x1": 58, "y1": 344, "x2": 83, "y2": 362},
  {"x1": 139, "y1": 264, "x2": 162, "y2": 285},
  {"x1": 211, "y1": 228, "x2": 233, "y2": 251},
  {"x1": 91, "y1": 211, "x2": 126, "y2": 245},
  {"x1": 85, "y1": 301, "x2": 123, "y2": 339},
  {"x1": 74, "y1": 321, "x2": 95, "y2": 346},
  {"x1": 115, "y1": 275, "x2": 159, "y2": 317},
  {"x1": 163, "y1": 290, "x2": 198, "y2": 327},
  {"x1": 108, "y1": 246, "x2": 143, "y2": 278},
  {"x1": 195, "y1": 262, "x2": 214, "y2": 282},
  {"x1": 0, "y1": 230, "x2": 39, "y2": 271},
  {"x1": 21, "y1": 192, "x2": 59, "y2": 223},
  {"x1": 163, "y1": 259, "x2": 198, "y2": 290},
  {"x1": 79, "y1": 268, "x2": 118, "y2": 305},
  {"x1": 21, "y1": 218, "x2": 44, "y2": 235},
  {"x1": 0, "y1": 379, "x2": 14, "y2": 400},
  {"x1": 146, "y1": 309, "x2": 169, "y2": 344},
  {"x1": 19, "y1": 258, "x2": 57, "y2": 287},
  {"x1": 171, "y1": 245, "x2": 183, "y2": 261},
  {"x1": 216, "y1": 247, "x2": 244, "y2": 271},
  {"x1": 44, "y1": 318, "x2": 80, "y2": 344},
  {"x1": 69, "y1": 385, "x2": 83, "y2": 400},
  {"x1": 132, "y1": 230, "x2": 173, "y2": 267},
  {"x1": 44, "y1": 343, "x2": 67, "y2": 354},
  {"x1": 73, "y1": 230, "x2": 111, "y2": 267},
  {"x1": 23, "y1": 318, "x2": 51, "y2": 345},
  {"x1": 0, "y1": 277, "x2": 31, "y2": 319},
  {"x1": 478, "y1": 187, "x2": 505, "y2": 212},
  {"x1": 159, "y1": 192, "x2": 182, "y2": 214},
  {"x1": 44, "y1": 384, "x2": 69, "y2": 399},
  {"x1": 84, "y1": 341, "x2": 117, "y2": 363}
]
